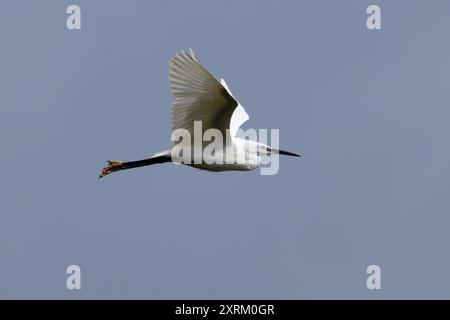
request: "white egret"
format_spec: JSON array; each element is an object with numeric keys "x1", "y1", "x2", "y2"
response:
[{"x1": 99, "y1": 49, "x2": 299, "y2": 178}]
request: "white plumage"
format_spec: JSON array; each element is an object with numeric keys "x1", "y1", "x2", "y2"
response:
[{"x1": 99, "y1": 49, "x2": 299, "y2": 178}]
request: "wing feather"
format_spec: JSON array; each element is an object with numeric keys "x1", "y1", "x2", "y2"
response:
[{"x1": 169, "y1": 49, "x2": 248, "y2": 141}]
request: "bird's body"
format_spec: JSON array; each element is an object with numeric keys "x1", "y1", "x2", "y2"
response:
[
  {"x1": 99, "y1": 49, "x2": 299, "y2": 178},
  {"x1": 179, "y1": 139, "x2": 262, "y2": 172}
]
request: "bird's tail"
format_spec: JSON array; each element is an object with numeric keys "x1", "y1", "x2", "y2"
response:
[{"x1": 99, "y1": 152, "x2": 172, "y2": 178}]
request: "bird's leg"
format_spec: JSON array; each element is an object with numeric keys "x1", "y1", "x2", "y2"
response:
[
  {"x1": 99, "y1": 160, "x2": 125, "y2": 178},
  {"x1": 98, "y1": 154, "x2": 172, "y2": 178}
]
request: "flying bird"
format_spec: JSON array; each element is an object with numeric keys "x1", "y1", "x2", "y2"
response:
[{"x1": 99, "y1": 49, "x2": 299, "y2": 178}]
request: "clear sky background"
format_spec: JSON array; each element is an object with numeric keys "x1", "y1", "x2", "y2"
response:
[{"x1": 1, "y1": 0, "x2": 450, "y2": 299}]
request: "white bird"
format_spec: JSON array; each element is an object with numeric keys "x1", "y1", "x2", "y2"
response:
[{"x1": 99, "y1": 49, "x2": 299, "y2": 178}]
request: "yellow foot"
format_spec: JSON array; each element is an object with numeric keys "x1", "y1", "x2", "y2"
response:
[{"x1": 99, "y1": 160, "x2": 125, "y2": 178}]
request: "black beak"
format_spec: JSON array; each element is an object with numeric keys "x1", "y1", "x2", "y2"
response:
[{"x1": 274, "y1": 149, "x2": 301, "y2": 157}]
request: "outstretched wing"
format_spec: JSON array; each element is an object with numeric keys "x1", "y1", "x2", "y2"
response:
[{"x1": 169, "y1": 49, "x2": 249, "y2": 141}]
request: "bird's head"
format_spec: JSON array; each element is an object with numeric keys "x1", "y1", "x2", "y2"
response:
[{"x1": 255, "y1": 142, "x2": 301, "y2": 158}]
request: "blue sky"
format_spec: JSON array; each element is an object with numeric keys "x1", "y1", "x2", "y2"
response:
[{"x1": 1, "y1": 0, "x2": 450, "y2": 298}]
